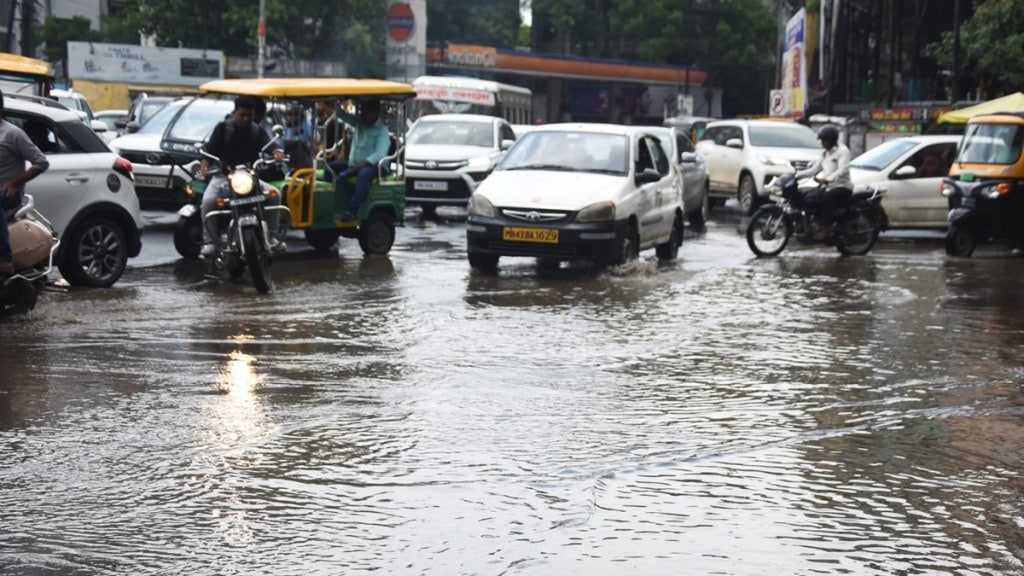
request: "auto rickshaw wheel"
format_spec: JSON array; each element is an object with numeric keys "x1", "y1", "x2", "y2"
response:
[
  {"x1": 358, "y1": 211, "x2": 396, "y2": 255},
  {"x1": 945, "y1": 223, "x2": 976, "y2": 257},
  {"x1": 304, "y1": 229, "x2": 341, "y2": 255}
]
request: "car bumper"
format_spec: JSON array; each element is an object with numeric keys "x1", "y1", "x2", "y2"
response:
[
  {"x1": 131, "y1": 166, "x2": 190, "y2": 210},
  {"x1": 404, "y1": 168, "x2": 487, "y2": 206},
  {"x1": 466, "y1": 215, "x2": 626, "y2": 261}
]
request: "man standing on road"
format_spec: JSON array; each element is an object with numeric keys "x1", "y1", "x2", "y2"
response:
[
  {"x1": 0, "y1": 89, "x2": 49, "y2": 277},
  {"x1": 198, "y1": 95, "x2": 285, "y2": 258}
]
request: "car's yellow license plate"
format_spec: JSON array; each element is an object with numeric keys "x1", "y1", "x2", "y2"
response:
[{"x1": 502, "y1": 227, "x2": 559, "y2": 243}]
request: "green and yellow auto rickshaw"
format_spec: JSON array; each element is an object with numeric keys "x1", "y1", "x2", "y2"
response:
[{"x1": 170, "y1": 77, "x2": 416, "y2": 257}]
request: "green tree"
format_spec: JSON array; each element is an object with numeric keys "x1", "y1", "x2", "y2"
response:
[
  {"x1": 929, "y1": 0, "x2": 1024, "y2": 97},
  {"x1": 37, "y1": 16, "x2": 102, "y2": 65},
  {"x1": 427, "y1": 0, "x2": 521, "y2": 46}
]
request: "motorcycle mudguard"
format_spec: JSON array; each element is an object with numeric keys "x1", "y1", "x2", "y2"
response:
[
  {"x1": 178, "y1": 203, "x2": 198, "y2": 219},
  {"x1": 237, "y1": 214, "x2": 260, "y2": 228},
  {"x1": 948, "y1": 207, "x2": 973, "y2": 224}
]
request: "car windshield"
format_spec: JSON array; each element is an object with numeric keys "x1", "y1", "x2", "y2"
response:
[
  {"x1": 139, "y1": 99, "x2": 171, "y2": 125},
  {"x1": 165, "y1": 98, "x2": 234, "y2": 142},
  {"x1": 748, "y1": 125, "x2": 819, "y2": 148},
  {"x1": 850, "y1": 139, "x2": 919, "y2": 170},
  {"x1": 957, "y1": 123, "x2": 1024, "y2": 165},
  {"x1": 408, "y1": 119, "x2": 494, "y2": 147},
  {"x1": 138, "y1": 100, "x2": 187, "y2": 135},
  {"x1": 499, "y1": 131, "x2": 628, "y2": 175}
]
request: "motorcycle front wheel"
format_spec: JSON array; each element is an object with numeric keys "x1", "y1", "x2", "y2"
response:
[
  {"x1": 746, "y1": 207, "x2": 791, "y2": 257},
  {"x1": 836, "y1": 209, "x2": 880, "y2": 256},
  {"x1": 945, "y1": 223, "x2": 976, "y2": 257},
  {"x1": 243, "y1": 227, "x2": 273, "y2": 293}
]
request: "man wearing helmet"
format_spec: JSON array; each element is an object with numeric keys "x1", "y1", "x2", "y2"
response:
[{"x1": 797, "y1": 125, "x2": 852, "y2": 239}]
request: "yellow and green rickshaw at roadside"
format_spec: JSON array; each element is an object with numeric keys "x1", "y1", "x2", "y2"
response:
[
  {"x1": 192, "y1": 77, "x2": 417, "y2": 255},
  {"x1": 0, "y1": 52, "x2": 55, "y2": 97}
]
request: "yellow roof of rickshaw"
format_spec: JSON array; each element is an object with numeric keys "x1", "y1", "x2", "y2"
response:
[
  {"x1": 0, "y1": 52, "x2": 55, "y2": 78},
  {"x1": 199, "y1": 78, "x2": 416, "y2": 99},
  {"x1": 965, "y1": 113, "x2": 1024, "y2": 125}
]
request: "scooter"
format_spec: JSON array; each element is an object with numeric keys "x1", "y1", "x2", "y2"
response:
[
  {"x1": 746, "y1": 174, "x2": 887, "y2": 258},
  {"x1": 1, "y1": 194, "x2": 59, "y2": 318}
]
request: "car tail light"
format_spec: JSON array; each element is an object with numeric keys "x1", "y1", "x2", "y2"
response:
[{"x1": 113, "y1": 156, "x2": 134, "y2": 180}]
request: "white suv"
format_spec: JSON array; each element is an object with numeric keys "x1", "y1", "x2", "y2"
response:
[
  {"x1": 404, "y1": 114, "x2": 516, "y2": 218},
  {"x1": 695, "y1": 119, "x2": 822, "y2": 214},
  {"x1": 4, "y1": 94, "x2": 142, "y2": 286}
]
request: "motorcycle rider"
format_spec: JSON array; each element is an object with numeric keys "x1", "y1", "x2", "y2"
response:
[
  {"x1": 0, "y1": 89, "x2": 50, "y2": 278},
  {"x1": 198, "y1": 95, "x2": 286, "y2": 258},
  {"x1": 796, "y1": 125, "x2": 852, "y2": 239}
]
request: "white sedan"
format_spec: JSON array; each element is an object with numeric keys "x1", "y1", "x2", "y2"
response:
[
  {"x1": 850, "y1": 134, "x2": 961, "y2": 228},
  {"x1": 466, "y1": 123, "x2": 684, "y2": 271}
]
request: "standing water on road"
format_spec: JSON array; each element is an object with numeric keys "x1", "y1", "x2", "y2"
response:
[{"x1": 1, "y1": 219, "x2": 1023, "y2": 575}]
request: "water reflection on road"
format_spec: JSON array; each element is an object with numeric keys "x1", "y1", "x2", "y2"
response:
[{"x1": 1, "y1": 213, "x2": 1023, "y2": 575}]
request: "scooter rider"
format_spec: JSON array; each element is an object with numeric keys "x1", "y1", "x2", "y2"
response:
[
  {"x1": 198, "y1": 95, "x2": 286, "y2": 258},
  {"x1": 796, "y1": 125, "x2": 853, "y2": 238},
  {"x1": 0, "y1": 89, "x2": 49, "y2": 278}
]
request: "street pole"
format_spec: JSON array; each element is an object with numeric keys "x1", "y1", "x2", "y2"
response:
[
  {"x1": 257, "y1": 0, "x2": 266, "y2": 79},
  {"x1": 951, "y1": 0, "x2": 960, "y2": 104}
]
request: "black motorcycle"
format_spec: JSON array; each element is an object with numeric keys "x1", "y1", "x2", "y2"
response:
[
  {"x1": 192, "y1": 147, "x2": 291, "y2": 293},
  {"x1": 941, "y1": 175, "x2": 1024, "y2": 257},
  {"x1": 746, "y1": 174, "x2": 888, "y2": 258}
]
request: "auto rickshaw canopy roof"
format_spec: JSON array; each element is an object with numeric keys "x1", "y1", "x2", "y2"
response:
[
  {"x1": 199, "y1": 78, "x2": 416, "y2": 100},
  {"x1": 0, "y1": 52, "x2": 55, "y2": 79},
  {"x1": 937, "y1": 92, "x2": 1024, "y2": 124}
]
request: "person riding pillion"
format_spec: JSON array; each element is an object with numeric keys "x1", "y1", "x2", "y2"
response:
[
  {"x1": 329, "y1": 99, "x2": 391, "y2": 221},
  {"x1": 796, "y1": 125, "x2": 853, "y2": 235},
  {"x1": 198, "y1": 95, "x2": 286, "y2": 258},
  {"x1": 0, "y1": 89, "x2": 49, "y2": 278}
]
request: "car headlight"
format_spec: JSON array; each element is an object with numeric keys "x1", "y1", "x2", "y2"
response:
[
  {"x1": 576, "y1": 201, "x2": 616, "y2": 223},
  {"x1": 759, "y1": 157, "x2": 790, "y2": 166},
  {"x1": 229, "y1": 169, "x2": 255, "y2": 196},
  {"x1": 467, "y1": 194, "x2": 495, "y2": 217},
  {"x1": 466, "y1": 156, "x2": 493, "y2": 170}
]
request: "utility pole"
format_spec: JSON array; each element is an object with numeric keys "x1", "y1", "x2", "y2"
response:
[
  {"x1": 951, "y1": 0, "x2": 960, "y2": 104},
  {"x1": 257, "y1": 0, "x2": 266, "y2": 78}
]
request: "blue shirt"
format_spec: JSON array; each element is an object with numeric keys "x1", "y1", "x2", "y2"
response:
[{"x1": 338, "y1": 111, "x2": 390, "y2": 167}]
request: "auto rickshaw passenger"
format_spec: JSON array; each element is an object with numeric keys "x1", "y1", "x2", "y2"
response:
[
  {"x1": 198, "y1": 95, "x2": 286, "y2": 258},
  {"x1": 332, "y1": 99, "x2": 390, "y2": 221}
]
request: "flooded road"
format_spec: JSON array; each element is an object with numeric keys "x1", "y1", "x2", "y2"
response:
[{"x1": 2, "y1": 209, "x2": 1023, "y2": 575}]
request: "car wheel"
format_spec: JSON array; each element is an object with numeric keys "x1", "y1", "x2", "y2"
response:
[
  {"x1": 656, "y1": 213, "x2": 683, "y2": 262},
  {"x1": 687, "y1": 183, "x2": 709, "y2": 232},
  {"x1": 357, "y1": 211, "x2": 396, "y2": 255},
  {"x1": 613, "y1": 221, "x2": 639, "y2": 265},
  {"x1": 945, "y1": 223, "x2": 976, "y2": 257},
  {"x1": 58, "y1": 217, "x2": 129, "y2": 287},
  {"x1": 738, "y1": 173, "x2": 759, "y2": 215},
  {"x1": 468, "y1": 252, "x2": 499, "y2": 272}
]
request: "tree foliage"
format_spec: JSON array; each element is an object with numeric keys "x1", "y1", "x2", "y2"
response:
[
  {"x1": 427, "y1": 0, "x2": 521, "y2": 46},
  {"x1": 929, "y1": 0, "x2": 1024, "y2": 96}
]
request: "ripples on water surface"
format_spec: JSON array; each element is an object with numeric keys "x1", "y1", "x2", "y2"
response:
[{"x1": 1, "y1": 229, "x2": 1023, "y2": 575}]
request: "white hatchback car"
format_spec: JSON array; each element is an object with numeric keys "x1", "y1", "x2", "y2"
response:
[
  {"x1": 850, "y1": 134, "x2": 960, "y2": 228},
  {"x1": 5, "y1": 95, "x2": 142, "y2": 287},
  {"x1": 696, "y1": 119, "x2": 822, "y2": 214},
  {"x1": 404, "y1": 113, "x2": 517, "y2": 218},
  {"x1": 466, "y1": 123, "x2": 684, "y2": 271}
]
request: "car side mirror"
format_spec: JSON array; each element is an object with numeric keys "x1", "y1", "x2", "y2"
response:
[
  {"x1": 126, "y1": 121, "x2": 142, "y2": 134},
  {"x1": 114, "y1": 119, "x2": 127, "y2": 129},
  {"x1": 892, "y1": 165, "x2": 917, "y2": 179},
  {"x1": 680, "y1": 151, "x2": 698, "y2": 164},
  {"x1": 500, "y1": 138, "x2": 515, "y2": 150},
  {"x1": 90, "y1": 120, "x2": 108, "y2": 132},
  {"x1": 725, "y1": 138, "x2": 743, "y2": 149},
  {"x1": 635, "y1": 167, "x2": 662, "y2": 184}
]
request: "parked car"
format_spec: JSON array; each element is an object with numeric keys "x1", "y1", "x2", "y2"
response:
[
  {"x1": 4, "y1": 94, "x2": 142, "y2": 287},
  {"x1": 119, "y1": 93, "x2": 175, "y2": 135},
  {"x1": 109, "y1": 96, "x2": 233, "y2": 210},
  {"x1": 696, "y1": 119, "x2": 822, "y2": 214},
  {"x1": 466, "y1": 123, "x2": 684, "y2": 271},
  {"x1": 93, "y1": 109, "x2": 127, "y2": 143},
  {"x1": 404, "y1": 113, "x2": 517, "y2": 218},
  {"x1": 649, "y1": 125, "x2": 710, "y2": 231},
  {"x1": 850, "y1": 134, "x2": 960, "y2": 229},
  {"x1": 49, "y1": 87, "x2": 94, "y2": 121}
]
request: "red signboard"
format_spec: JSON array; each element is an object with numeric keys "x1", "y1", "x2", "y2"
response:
[{"x1": 387, "y1": 3, "x2": 414, "y2": 42}]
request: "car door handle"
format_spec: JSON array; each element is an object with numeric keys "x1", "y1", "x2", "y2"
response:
[{"x1": 65, "y1": 174, "x2": 89, "y2": 185}]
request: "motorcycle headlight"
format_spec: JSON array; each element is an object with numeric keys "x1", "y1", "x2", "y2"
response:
[
  {"x1": 576, "y1": 201, "x2": 616, "y2": 223},
  {"x1": 467, "y1": 194, "x2": 495, "y2": 217},
  {"x1": 229, "y1": 169, "x2": 255, "y2": 196}
]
